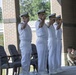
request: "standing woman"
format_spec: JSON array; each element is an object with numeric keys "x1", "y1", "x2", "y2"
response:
[
  {"x1": 35, "y1": 10, "x2": 48, "y2": 75},
  {"x1": 18, "y1": 12, "x2": 32, "y2": 75}
]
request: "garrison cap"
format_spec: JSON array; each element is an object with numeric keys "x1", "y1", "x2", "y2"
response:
[
  {"x1": 20, "y1": 12, "x2": 29, "y2": 17},
  {"x1": 49, "y1": 13, "x2": 56, "y2": 18},
  {"x1": 37, "y1": 9, "x2": 45, "y2": 14},
  {"x1": 56, "y1": 15, "x2": 61, "y2": 19}
]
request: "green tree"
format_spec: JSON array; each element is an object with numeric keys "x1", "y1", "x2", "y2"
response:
[
  {"x1": 0, "y1": 7, "x2": 2, "y2": 23},
  {"x1": 19, "y1": 0, "x2": 50, "y2": 20}
]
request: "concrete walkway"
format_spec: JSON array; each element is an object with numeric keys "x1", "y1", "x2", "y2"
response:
[
  {"x1": 53, "y1": 66, "x2": 76, "y2": 75},
  {"x1": 28, "y1": 66, "x2": 76, "y2": 75},
  {"x1": 8, "y1": 66, "x2": 76, "y2": 75}
]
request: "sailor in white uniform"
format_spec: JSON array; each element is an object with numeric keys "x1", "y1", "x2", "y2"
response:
[
  {"x1": 47, "y1": 13, "x2": 57, "y2": 74},
  {"x1": 18, "y1": 12, "x2": 32, "y2": 75},
  {"x1": 53, "y1": 15, "x2": 62, "y2": 72},
  {"x1": 35, "y1": 10, "x2": 48, "y2": 75}
]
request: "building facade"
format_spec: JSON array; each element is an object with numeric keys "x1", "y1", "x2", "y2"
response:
[{"x1": 2, "y1": 0, "x2": 76, "y2": 65}]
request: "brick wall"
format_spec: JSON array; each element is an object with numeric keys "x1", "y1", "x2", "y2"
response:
[
  {"x1": 2, "y1": 0, "x2": 20, "y2": 54},
  {"x1": 51, "y1": 0, "x2": 62, "y2": 15}
]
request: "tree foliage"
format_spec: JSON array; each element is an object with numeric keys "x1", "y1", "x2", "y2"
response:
[
  {"x1": 19, "y1": 0, "x2": 51, "y2": 20},
  {"x1": 0, "y1": 7, "x2": 2, "y2": 22}
]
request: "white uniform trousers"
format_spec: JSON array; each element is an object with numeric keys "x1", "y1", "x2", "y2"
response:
[
  {"x1": 56, "y1": 39, "x2": 62, "y2": 69},
  {"x1": 36, "y1": 38, "x2": 48, "y2": 74},
  {"x1": 20, "y1": 41, "x2": 32, "y2": 75},
  {"x1": 48, "y1": 39, "x2": 57, "y2": 74}
]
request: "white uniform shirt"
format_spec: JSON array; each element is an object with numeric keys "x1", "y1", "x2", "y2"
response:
[
  {"x1": 53, "y1": 22, "x2": 62, "y2": 40},
  {"x1": 18, "y1": 22, "x2": 32, "y2": 42},
  {"x1": 35, "y1": 19, "x2": 48, "y2": 40},
  {"x1": 48, "y1": 25, "x2": 56, "y2": 40}
]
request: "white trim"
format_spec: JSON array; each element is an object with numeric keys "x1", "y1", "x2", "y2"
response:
[{"x1": 51, "y1": 0, "x2": 52, "y2": 13}]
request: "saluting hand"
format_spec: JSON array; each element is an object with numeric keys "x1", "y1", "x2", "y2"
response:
[
  {"x1": 21, "y1": 22, "x2": 27, "y2": 30},
  {"x1": 39, "y1": 20, "x2": 45, "y2": 28},
  {"x1": 47, "y1": 19, "x2": 54, "y2": 28},
  {"x1": 56, "y1": 22, "x2": 61, "y2": 30}
]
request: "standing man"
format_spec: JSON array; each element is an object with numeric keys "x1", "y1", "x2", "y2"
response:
[
  {"x1": 53, "y1": 15, "x2": 62, "y2": 72},
  {"x1": 35, "y1": 10, "x2": 48, "y2": 75},
  {"x1": 18, "y1": 12, "x2": 32, "y2": 75},
  {"x1": 47, "y1": 13, "x2": 57, "y2": 74}
]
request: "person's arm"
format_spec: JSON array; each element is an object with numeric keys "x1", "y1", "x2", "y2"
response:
[
  {"x1": 56, "y1": 19, "x2": 62, "y2": 30},
  {"x1": 21, "y1": 22, "x2": 27, "y2": 30},
  {"x1": 39, "y1": 15, "x2": 46, "y2": 28},
  {"x1": 39, "y1": 20, "x2": 44, "y2": 28},
  {"x1": 56, "y1": 24, "x2": 61, "y2": 30},
  {"x1": 74, "y1": 52, "x2": 76, "y2": 59},
  {"x1": 69, "y1": 54, "x2": 76, "y2": 61},
  {"x1": 71, "y1": 54, "x2": 76, "y2": 60},
  {"x1": 35, "y1": 21, "x2": 44, "y2": 37},
  {"x1": 67, "y1": 53, "x2": 75, "y2": 64},
  {"x1": 47, "y1": 22, "x2": 52, "y2": 28}
]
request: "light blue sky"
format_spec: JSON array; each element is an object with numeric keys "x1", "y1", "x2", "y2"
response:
[{"x1": 0, "y1": 0, "x2": 2, "y2": 7}]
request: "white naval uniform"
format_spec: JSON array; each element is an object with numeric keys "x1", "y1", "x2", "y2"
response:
[
  {"x1": 18, "y1": 22, "x2": 32, "y2": 75},
  {"x1": 47, "y1": 25, "x2": 57, "y2": 74},
  {"x1": 53, "y1": 22, "x2": 62, "y2": 69},
  {"x1": 35, "y1": 19, "x2": 48, "y2": 74}
]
